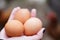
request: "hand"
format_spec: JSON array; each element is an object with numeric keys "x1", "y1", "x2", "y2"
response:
[{"x1": 0, "y1": 7, "x2": 45, "y2": 40}]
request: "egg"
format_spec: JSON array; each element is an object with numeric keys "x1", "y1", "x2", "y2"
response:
[
  {"x1": 5, "y1": 20, "x2": 24, "y2": 37},
  {"x1": 14, "y1": 9, "x2": 31, "y2": 23},
  {"x1": 24, "y1": 17, "x2": 42, "y2": 36}
]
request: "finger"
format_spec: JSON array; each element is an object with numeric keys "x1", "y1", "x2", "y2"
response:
[
  {"x1": 36, "y1": 28, "x2": 45, "y2": 39},
  {"x1": 37, "y1": 28, "x2": 45, "y2": 35},
  {"x1": 23, "y1": 28, "x2": 45, "y2": 40},
  {"x1": 0, "y1": 7, "x2": 21, "y2": 39},
  {"x1": 31, "y1": 9, "x2": 37, "y2": 17},
  {"x1": 21, "y1": 35, "x2": 42, "y2": 40},
  {"x1": 8, "y1": 7, "x2": 21, "y2": 21}
]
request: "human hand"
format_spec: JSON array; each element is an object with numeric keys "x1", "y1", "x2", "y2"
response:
[{"x1": 0, "y1": 7, "x2": 45, "y2": 40}]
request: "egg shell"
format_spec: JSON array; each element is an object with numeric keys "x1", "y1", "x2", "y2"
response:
[
  {"x1": 14, "y1": 9, "x2": 31, "y2": 23},
  {"x1": 5, "y1": 20, "x2": 24, "y2": 37},
  {"x1": 24, "y1": 17, "x2": 42, "y2": 36}
]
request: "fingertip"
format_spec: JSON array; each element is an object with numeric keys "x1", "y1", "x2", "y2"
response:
[
  {"x1": 37, "y1": 28, "x2": 45, "y2": 35},
  {"x1": 8, "y1": 7, "x2": 21, "y2": 21},
  {"x1": 43, "y1": 29, "x2": 45, "y2": 33},
  {"x1": 16, "y1": 7, "x2": 21, "y2": 9},
  {"x1": 11, "y1": 7, "x2": 21, "y2": 14},
  {"x1": 31, "y1": 9, "x2": 37, "y2": 17}
]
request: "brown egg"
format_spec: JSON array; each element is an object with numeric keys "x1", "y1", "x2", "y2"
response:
[
  {"x1": 5, "y1": 20, "x2": 24, "y2": 37},
  {"x1": 14, "y1": 9, "x2": 31, "y2": 23},
  {"x1": 24, "y1": 17, "x2": 42, "y2": 36}
]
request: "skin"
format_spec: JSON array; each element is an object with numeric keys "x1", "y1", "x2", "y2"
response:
[{"x1": 0, "y1": 7, "x2": 45, "y2": 40}]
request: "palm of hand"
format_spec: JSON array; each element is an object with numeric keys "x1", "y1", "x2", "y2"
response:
[{"x1": 0, "y1": 7, "x2": 45, "y2": 40}]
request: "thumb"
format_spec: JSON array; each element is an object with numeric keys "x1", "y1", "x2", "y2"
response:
[
  {"x1": 32, "y1": 28, "x2": 45, "y2": 40},
  {"x1": 37, "y1": 28, "x2": 45, "y2": 39},
  {"x1": 24, "y1": 28, "x2": 45, "y2": 40}
]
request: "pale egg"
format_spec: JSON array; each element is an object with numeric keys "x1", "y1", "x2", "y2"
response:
[
  {"x1": 5, "y1": 20, "x2": 24, "y2": 37},
  {"x1": 14, "y1": 9, "x2": 31, "y2": 23},
  {"x1": 24, "y1": 17, "x2": 42, "y2": 36}
]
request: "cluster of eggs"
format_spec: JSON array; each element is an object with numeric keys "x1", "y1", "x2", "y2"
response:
[{"x1": 5, "y1": 8, "x2": 42, "y2": 37}]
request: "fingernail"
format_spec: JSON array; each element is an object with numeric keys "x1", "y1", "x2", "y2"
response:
[
  {"x1": 43, "y1": 29, "x2": 45, "y2": 33},
  {"x1": 16, "y1": 7, "x2": 21, "y2": 9},
  {"x1": 0, "y1": 39, "x2": 3, "y2": 40}
]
